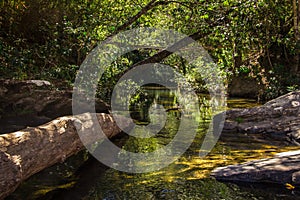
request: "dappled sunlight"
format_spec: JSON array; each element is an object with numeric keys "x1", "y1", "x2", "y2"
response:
[
  {"x1": 84, "y1": 88, "x2": 299, "y2": 199},
  {"x1": 227, "y1": 98, "x2": 261, "y2": 109},
  {"x1": 8, "y1": 87, "x2": 299, "y2": 199},
  {"x1": 32, "y1": 181, "x2": 76, "y2": 198},
  {"x1": 1, "y1": 0, "x2": 299, "y2": 198}
]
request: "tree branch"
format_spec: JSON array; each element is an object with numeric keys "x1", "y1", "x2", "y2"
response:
[
  {"x1": 121, "y1": 16, "x2": 226, "y2": 75},
  {"x1": 111, "y1": 0, "x2": 170, "y2": 35}
]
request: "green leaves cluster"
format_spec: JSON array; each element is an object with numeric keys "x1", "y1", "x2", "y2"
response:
[{"x1": 0, "y1": 0, "x2": 298, "y2": 98}]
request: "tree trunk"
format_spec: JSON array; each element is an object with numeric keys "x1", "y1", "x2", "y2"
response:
[
  {"x1": 0, "y1": 113, "x2": 131, "y2": 200},
  {"x1": 292, "y1": 0, "x2": 299, "y2": 73}
]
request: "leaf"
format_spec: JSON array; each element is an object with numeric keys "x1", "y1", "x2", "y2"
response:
[
  {"x1": 110, "y1": 26, "x2": 116, "y2": 31},
  {"x1": 223, "y1": 1, "x2": 229, "y2": 6},
  {"x1": 201, "y1": 14, "x2": 209, "y2": 19},
  {"x1": 285, "y1": 183, "x2": 295, "y2": 190}
]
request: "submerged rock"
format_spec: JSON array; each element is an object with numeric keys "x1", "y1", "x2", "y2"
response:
[{"x1": 222, "y1": 90, "x2": 300, "y2": 145}]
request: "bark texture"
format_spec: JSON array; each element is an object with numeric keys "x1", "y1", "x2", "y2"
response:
[{"x1": 0, "y1": 113, "x2": 131, "y2": 200}]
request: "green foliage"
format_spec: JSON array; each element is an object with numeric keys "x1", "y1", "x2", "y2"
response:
[
  {"x1": 90, "y1": 175, "x2": 259, "y2": 200},
  {"x1": 235, "y1": 117, "x2": 244, "y2": 124},
  {"x1": 96, "y1": 50, "x2": 153, "y2": 102},
  {"x1": 122, "y1": 131, "x2": 158, "y2": 153},
  {"x1": 0, "y1": 0, "x2": 147, "y2": 82},
  {"x1": 0, "y1": 0, "x2": 298, "y2": 98},
  {"x1": 263, "y1": 64, "x2": 300, "y2": 100}
]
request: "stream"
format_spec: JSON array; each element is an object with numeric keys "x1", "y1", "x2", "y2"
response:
[{"x1": 7, "y1": 86, "x2": 300, "y2": 200}]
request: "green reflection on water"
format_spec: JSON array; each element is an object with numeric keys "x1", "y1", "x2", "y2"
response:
[
  {"x1": 8, "y1": 87, "x2": 300, "y2": 200},
  {"x1": 85, "y1": 87, "x2": 299, "y2": 199}
]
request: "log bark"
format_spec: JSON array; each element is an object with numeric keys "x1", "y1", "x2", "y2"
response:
[
  {"x1": 0, "y1": 113, "x2": 131, "y2": 200},
  {"x1": 211, "y1": 150, "x2": 300, "y2": 185}
]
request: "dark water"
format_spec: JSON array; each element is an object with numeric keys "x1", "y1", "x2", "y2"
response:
[{"x1": 7, "y1": 87, "x2": 300, "y2": 200}]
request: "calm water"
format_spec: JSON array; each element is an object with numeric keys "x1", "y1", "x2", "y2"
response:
[{"x1": 8, "y1": 87, "x2": 300, "y2": 200}]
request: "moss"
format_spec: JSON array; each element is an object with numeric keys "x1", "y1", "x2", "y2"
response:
[
  {"x1": 88, "y1": 177, "x2": 258, "y2": 200},
  {"x1": 235, "y1": 117, "x2": 244, "y2": 124}
]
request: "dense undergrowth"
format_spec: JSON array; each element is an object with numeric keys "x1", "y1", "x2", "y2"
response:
[{"x1": 0, "y1": 0, "x2": 299, "y2": 100}]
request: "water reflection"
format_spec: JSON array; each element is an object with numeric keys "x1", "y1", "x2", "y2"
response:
[
  {"x1": 8, "y1": 87, "x2": 300, "y2": 200},
  {"x1": 90, "y1": 86, "x2": 299, "y2": 199}
]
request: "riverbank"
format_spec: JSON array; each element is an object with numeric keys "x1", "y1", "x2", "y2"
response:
[{"x1": 212, "y1": 90, "x2": 300, "y2": 186}]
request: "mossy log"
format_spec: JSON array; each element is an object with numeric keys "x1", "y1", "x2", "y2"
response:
[{"x1": 0, "y1": 113, "x2": 131, "y2": 199}]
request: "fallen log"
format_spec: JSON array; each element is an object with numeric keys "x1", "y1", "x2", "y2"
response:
[
  {"x1": 0, "y1": 113, "x2": 131, "y2": 200},
  {"x1": 211, "y1": 150, "x2": 300, "y2": 185}
]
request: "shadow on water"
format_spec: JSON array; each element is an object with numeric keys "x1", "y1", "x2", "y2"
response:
[
  {"x1": 6, "y1": 132, "x2": 129, "y2": 200},
  {"x1": 7, "y1": 86, "x2": 300, "y2": 199}
]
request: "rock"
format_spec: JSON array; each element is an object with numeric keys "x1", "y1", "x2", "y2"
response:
[
  {"x1": 211, "y1": 91, "x2": 300, "y2": 185},
  {"x1": 211, "y1": 150, "x2": 300, "y2": 185},
  {"x1": 222, "y1": 90, "x2": 300, "y2": 145},
  {"x1": 228, "y1": 76, "x2": 262, "y2": 99},
  {"x1": 0, "y1": 79, "x2": 110, "y2": 133},
  {"x1": 25, "y1": 80, "x2": 51, "y2": 86}
]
